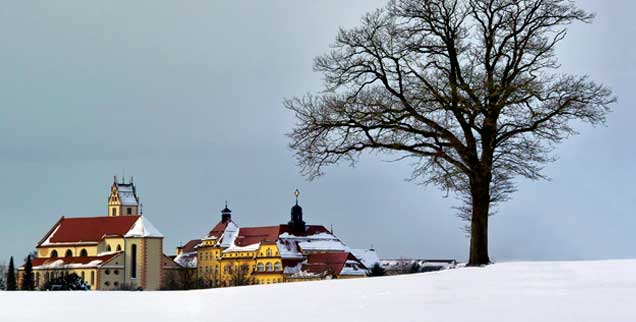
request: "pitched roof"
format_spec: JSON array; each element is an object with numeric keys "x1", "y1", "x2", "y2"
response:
[
  {"x1": 302, "y1": 252, "x2": 351, "y2": 276},
  {"x1": 207, "y1": 220, "x2": 231, "y2": 239},
  {"x1": 124, "y1": 216, "x2": 163, "y2": 238},
  {"x1": 181, "y1": 239, "x2": 202, "y2": 253},
  {"x1": 234, "y1": 226, "x2": 280, "y2": 247},
  {"x1": 279, "y1": 224, "x2": 331, "y2": 237},
  {"x1": 39, "y1": 216, "x2": 140, "y2": 246},
  {"x1": 115, "y1": 182, "x2": 138, "y2": 206}
]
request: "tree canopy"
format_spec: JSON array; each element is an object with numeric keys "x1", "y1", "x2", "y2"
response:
[{"x1": 286, "y1": 0, "x2": 615, "y2": 265}]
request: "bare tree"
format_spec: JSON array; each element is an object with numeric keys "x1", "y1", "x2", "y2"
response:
[
  {"x1": 0, "y1": 261, "x2": 6, "y2": 290},
  {"x1": 286, "y1": 0, "x2": 615, "y2": 265},
  {"x1": 228, "y1": 264, "x2": 253, "y2": 287}
]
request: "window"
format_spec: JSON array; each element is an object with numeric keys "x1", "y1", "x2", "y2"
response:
[
  {"x1": 274, "y1": 262, "x2": 282, "y2": 271},
  {"x1": 90, "y1": 271, "x2": 95, "y2": 285},
  {"x1": 257, "y1": 263, "x2": 264, "y2": 272},
  {"x1": 114, "y1": 282, "x2": 119, "y2": 287},
  {"x1": 105, "y1": 281, "x2": 110, "y2": 287},
  {"x1": 81, "y1": 271, "x2": 85, "y2": 281},
  {"x1": 127, "y1": 207, "x2": 132, "y2": 215},
  {"x1": 50, "y1": 250, "x2": 58, "y2": 258},
  {"x1": 114, "y1": 270, "x2": 119, "y2": 275},
  {"x1": 65, "y1": 249, "x2": 73, "y2": 257},
  {"x1": 266, "y1": 249, "x2": 272, "y2": 257},
  {"x1": 116, "y1": 245, "x2": 122, "y2": 251},
  {"x1": 131, "y1": 244, "x2": 137, "y2": 279},
  {"x1": 266, "y1": 263, "x2": 273, "y2": 272},
  {"x1": 80, "y1": 249, "x2": 88, "y2": 257},
  {"x1": 113, "y1": 208, "x2": 118, "y2": 216},
  {"x1": 105, "y1": 269, "x2": 111, "y2": 275},
  {"x1": 107, "y1": 245, "x2": 112, "y2": 252},
  {"x1": 35, "y1": 273, "x2": 40, "y2": 287}
]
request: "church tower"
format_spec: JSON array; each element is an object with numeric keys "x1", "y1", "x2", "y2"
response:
[
  {"x1": 107, "y1": 176, "x2": 140, "y2": 217},
  {"x1": 288, "y1": 189, "x2": 306, "y2": 234}
]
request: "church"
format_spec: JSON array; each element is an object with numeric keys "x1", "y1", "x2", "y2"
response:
[
  {"x1": 17, "y1": 177, "x2": 178, "y2": 291},
  {"x1": 174, "y1": 190, "x2": 377, "y2": 286},
  {"x1": 19, "y1": 179, "x2": 379, "y2": 290}
]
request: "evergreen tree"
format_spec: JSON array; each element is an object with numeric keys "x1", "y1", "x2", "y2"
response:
[
  {"x1": 6, "y1": 256, "x2": 16, "y2": 291},
  {"x1": 368, "y1": 263, "x2": 386, "y2": 277},
  {"x1": 43, "y1": 273, "x2": 89, "y2": 291},
  {"x1": 21, "y1": 255, "x2": 34, "y2": 291}
]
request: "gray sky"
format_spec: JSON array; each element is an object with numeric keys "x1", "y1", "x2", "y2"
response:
[{"x1": 1, "y1": 0, "x2": 634, "y2": 263}]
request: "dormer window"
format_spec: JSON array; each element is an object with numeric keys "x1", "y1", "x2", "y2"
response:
[{"x1": 127, "y1": 208, "x2": 132, "y2": 215}]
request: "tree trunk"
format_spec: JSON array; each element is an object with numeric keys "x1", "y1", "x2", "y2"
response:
[{"x1": 467, "y1": 176, "x2": 491, "y2": 266}]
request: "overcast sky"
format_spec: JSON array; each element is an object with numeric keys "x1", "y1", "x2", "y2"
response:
[{"x1": 0, "y1": 0, "x2": 634, "y2": 264}]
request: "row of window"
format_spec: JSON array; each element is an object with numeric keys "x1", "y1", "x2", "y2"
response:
[
  {"x1": 107, "y1": 244, "x2": 123, "y2": 252},
  {"x1": 41, "y1": 270, "x2": 95, "y2": 285},
  {"x1": 50, "y1": 249, "x2": 89, "y2": 258},
  {"x1": 199, "y1": 262, "x2": 283, "y2": 274},
  {"x1": 50, "y1": 244, "x2": 123, "y2": 258},
  {"x1": 109, "y1": 207, "x2": 134, "y2": 216},
  {"x1": 198, "y1": 248, "x2": 280, "y2": 260},
  {"x1": 255, "y1": 278, "x2": 283, "y2": 284}
]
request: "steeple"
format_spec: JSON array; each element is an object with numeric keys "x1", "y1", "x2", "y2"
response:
[
  {"x1": 108, "y1": 176, "x2": 140, "y2": 217},
  {"x1": 288, "y1": 189, "x2": 306, "y2": 234},
  {"x1": 221, "y1": 201, "x2": 232, "y2": 223}
]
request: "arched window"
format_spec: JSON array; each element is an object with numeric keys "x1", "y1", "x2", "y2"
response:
[
  {"x1": 81, "y1": 271, "x2": 85, "y2": 281},
  {"x1": 90, "y1": 271, "x2": 95, "y2": 285},
  {"x1": 266, "y1": 249, "x2": 272, "y2": 257},
  {"x1": 35, "y1": 272, "x2": 40, "y2": 287},
  {"x1": 274, "y1": 262, "x2": 282, "y2": 271},
  {"x1": 80, "y1": 249, "x2": 88, "y2": 257},
  {"x1": 107, "y1": 245, "x2": 112, "y2": 252},
  {"x1": 116, "y1": 245, "x2": 122, "y2": 251},
  {"x1": 65, "y1": 249, "x2": 73, "y2": 257},
  {"x1": 257, "y1": 263, "x2": 264, "y2": 272},
  {"x1": 131, "y1": 244, "x2": 137, "y2": 278},
  {"x1": 266, "y1": 262, "x2": 273, "y2": 272},
  {"x1": 50, "y1": 250, "x2": 58, "y2": 258}
]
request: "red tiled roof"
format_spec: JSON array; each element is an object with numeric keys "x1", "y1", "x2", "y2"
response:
[
  {"x1": 28, "y1": 253, "x2": 120, "y2": 269},
  {"x1": 181, "y1": 239, "x2": 201, "y2": 253},
  {"x1": 207, "y1": 220, "x2": 231, "y2": 238},
  {"x1": 234, "y1": 226, "x2": 280, "y2": 246},
  {"x1": 203, "y1": 219, "x2": 333, "y2": 248},
  {"x1": 303, "y1": 252, "x2": 352, "y2": 276},
  {"x1": 40, "y1": 216, "x2": 139, "y2": 245},
  {"x1": 279, "y1": 224, "x2": 331, "y2": 236},
  {"x1": 232, "y1": 224, "x2": 332, "y2": 247}
]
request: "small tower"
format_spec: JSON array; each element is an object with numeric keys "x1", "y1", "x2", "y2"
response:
[
  {"x1": 221, "y1": 201, "x2": 232, "y2": 223},
  {"x1": 107, "y1": 176, "x2": 140, "y2": 217},
  {"x1": 288, "y1": 189, "x2": 306, "y2": 234}
]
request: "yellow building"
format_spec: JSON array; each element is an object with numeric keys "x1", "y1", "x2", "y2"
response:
[
  {"x1": 18, "y1": 177, "x2": 176, "y2": 290},
  {"x1": 180, "y1": 192, "x2": 370, "y2": 287}
]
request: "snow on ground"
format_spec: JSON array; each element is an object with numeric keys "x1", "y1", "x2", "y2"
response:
[{"x1": 2, "y1": 260, "x2": 636, "y2": 322}]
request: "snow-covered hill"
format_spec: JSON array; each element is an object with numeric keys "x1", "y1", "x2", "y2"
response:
[{"x1": 2, "y1": 260, "x2": 636, "y2": 322}]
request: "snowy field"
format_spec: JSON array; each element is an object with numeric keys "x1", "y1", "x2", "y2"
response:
[{"x1": 2, "y1": 260, "x2": 636, "y2": 322}]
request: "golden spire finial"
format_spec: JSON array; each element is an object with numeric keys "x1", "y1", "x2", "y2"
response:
[{"x1": 294, "y1": 189, "x2": 300, "y2": 205}]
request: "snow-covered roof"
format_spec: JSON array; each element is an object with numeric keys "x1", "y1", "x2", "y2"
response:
[
  {"x1": 29, "y1": 253, "x2": 121, "y2": 270},
  {"x1": 116, "y1": 183, "x2": 139, "y2": 206},
  {"x1": 351, "y1": 249, "x2": 380, "y2": 269},
  {"x1": 124, "y1": 216, "x2": 163, "y2": 238},
  {"x1": 218, "y1": 221, "x2": 239, "y2": 248},
  {"x1": 222, "y1": 243, "x2": 260, "y2": 253},
  {"x1": 174, "y1": 252, "x2": 198, "y2": 269}
]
